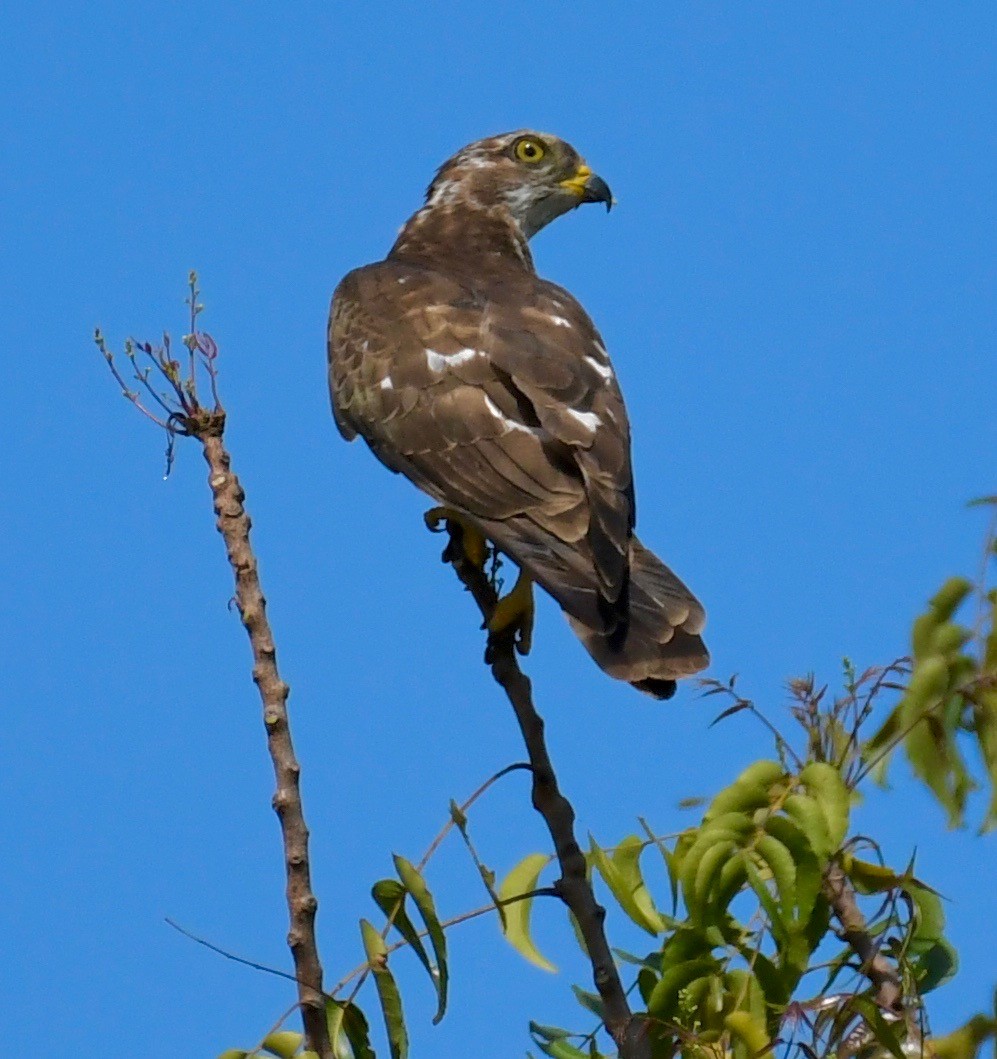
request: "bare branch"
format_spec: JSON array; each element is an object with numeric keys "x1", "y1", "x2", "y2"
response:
[{"x1": 99, "y1": 294, "x2": 332, "y2": 1058}]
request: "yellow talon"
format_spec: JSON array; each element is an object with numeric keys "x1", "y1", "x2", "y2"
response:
[
  {"x1": 424, "y1": 506, "x2": 489, "y2": 568},
  {"x1": 487, "y1": 572, "x2": 534, "y2": 656}
]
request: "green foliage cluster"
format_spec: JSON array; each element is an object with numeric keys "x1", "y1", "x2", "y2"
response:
[
  {"x1": 221, "y1": 506, "x2": 996, "y2": 1059},
  {"x1": 515, "y1": 504, "x2": 996, "y2": 1059}
]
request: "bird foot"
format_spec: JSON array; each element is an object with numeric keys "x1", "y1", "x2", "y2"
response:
[
  {"x1": 424, "y1": 506, "x2": 489, "y2": 569},
  {"x1": 486, "y1": 572, "x2": 534, "y2": 656}
]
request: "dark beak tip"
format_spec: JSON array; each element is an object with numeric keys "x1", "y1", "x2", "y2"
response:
[{"x1": 581, "y1": 173, "x2": 613, "y2": 211}]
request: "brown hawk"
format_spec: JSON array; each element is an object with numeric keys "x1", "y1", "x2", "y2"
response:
[{"x1": 328, "y1": 131, "x2": 708, "y2": 698}]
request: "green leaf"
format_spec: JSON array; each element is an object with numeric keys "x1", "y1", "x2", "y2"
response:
[
  {"x1": 912, "y1": 936, "x2": 960, "y2": 993},
  {"x1": 529, "y1": 1021, "x2": 574, "y2": 1039},
  {"x1": 930, "y1": 1014, "x2": 997, "y2": 1059},
  {"x1": 753, "y1": 833, "x2": 797, "y2": 917},
  {"x1": 743, "y1": 858, "x2": 789, "y2": 947},
  {"x1": 497, "y1": 852, "x2": 556, "y2": 972},
  {"x1": 688, "y1": 838, "x2": 738, "y2": 923},
  {"x1": 371, "y1": 878, "x2": 433, "y2": 985},
  {"x1": 843, "y1": 855, "x2": 903, "y2": 895},
  {"x1": 217, "y1": 1052, "x2": 249, "y2": 1059},
  {"x1": 783, "y1": 793, "x2": 833, "y2": 861},
  {"x1": 660, "y1": 840, "x2": 682, "y2": 914},
  {"x1": 610, "y1": 835, "x2": 666, "y2": 931},
  {"x1": 360, "y1": 918, "x2": 409, "y2": 1059},
  {"x1": 732, "y1": 946, "x2": 791, "y2": 1009},
  {"x1": 725, "y1": 968, "x2": 768, "y2": 1027},
  {"x1": 763, "y1": 814, "x2": 821, "y2": 920},
  {"x1": 974, "y1": 694, "x2": 997, "y2": 832},
  {"x1": 704, "y1": 760, "x2": 785, "y2": 821},
  {"x1": 529, "y1": 1023, "x2": 590, "y2": 1059},
  {"x1": 725, "y1": 1009, "x2": 774, "y2": 1059},
  {"x1": 928, "y1": 577, "x2": 974, "y2": 624},
  {"x1": 261, "y1": 1031, "x2": 303, "y2": 1059},
  {"x1": 907, "y1": 882, "x2": 946, "y2": 945},
  {"x1": 647, "y1": 957, "x2": 720, "y2": 1020},
  {"x1": 850, "y1": 996, "x2": 906, "y2": 1059},
  {"x1": 798, "y1": 763, "x2": 850, "y2": 849},
  {"x1": 589, "y1": 836, "x2": 661, "y2": 935},
  {"x1": 393, "y1": 855, "x2": 449, "y2": 1024},
  {"x1": 612, "y1": 947, "x2": 659, "y2": 969},
  {"x1": 571, "y1": 984, "x2": 605, "y2": 1020},
  {"x1": 712, "y1": 851, "x2": 749, "y2": 913},
  {"x1": 326, "y1": 999, "x2": 374, "y2": 1059}
]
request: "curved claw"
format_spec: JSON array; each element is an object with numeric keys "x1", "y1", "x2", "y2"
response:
[
  {"x1": 424, "y1": 506, "x2": 488, "y2": 568},
  {"x1": 487, "y1": 572, "x2": 534, "y2": 656}
]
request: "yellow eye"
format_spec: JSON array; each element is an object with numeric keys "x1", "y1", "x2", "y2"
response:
[{"x1": 514, "y1": 138, "x2": 546, "y2": 164}]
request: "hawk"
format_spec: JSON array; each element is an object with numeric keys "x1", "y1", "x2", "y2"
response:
[{"x1": 328, "y1": 131, "x2": 708, "y2": 698}]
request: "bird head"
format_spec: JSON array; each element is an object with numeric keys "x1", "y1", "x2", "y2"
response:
[{"x1": 424, "y1": 130, "x2": 613, "y2": 239}]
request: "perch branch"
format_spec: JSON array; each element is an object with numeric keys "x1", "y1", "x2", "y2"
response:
[{"x1": 436, "y1": 521, "x2": 649, "y2": 1059}]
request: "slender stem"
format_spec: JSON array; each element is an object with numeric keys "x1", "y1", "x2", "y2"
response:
[
  {"x1": 329, "y1": 889, "x2": 558, "y2": 996},
  {"x1": 440, "y1": 522, "x2": 649, "y2": 1059},
  {"x1": 417, "y1": 762, "x2": 530, "y2": 871},
  {"x1": 197, "y1": 418, "x2": 331, "y2": 1059}
]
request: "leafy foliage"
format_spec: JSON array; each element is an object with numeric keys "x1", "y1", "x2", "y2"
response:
[
  {"x1": 501, "y1": 506, "x2": 996, "y2": 1059},
  {"x1": 218, "y1": 507, "x2": 995, "y2": 1059}
]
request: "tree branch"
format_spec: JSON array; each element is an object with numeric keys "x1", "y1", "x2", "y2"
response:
[
  {"x1": 197, "y1": 421, "x2": 331, "y2": 1056},
  {"x1": 822, "y1": 861, "x2": 903, "y2": 1016},
  {"x1": 436, "y1": 520, "x2": 649, "y2": 1059},
  {"x1": 99, "y1": 292, "x2": 332, "y2": 1058}
]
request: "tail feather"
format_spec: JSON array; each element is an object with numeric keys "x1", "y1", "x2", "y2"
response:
[
  {"x1": 467, "y1": 511, "x2": 708, "y2": 698},
  {"x1": 566, "y1": 538, "x2": 709, "y2": 699}
]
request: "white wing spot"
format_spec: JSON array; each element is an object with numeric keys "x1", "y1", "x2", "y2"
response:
[
  {"x1": 584, "y1": 355, "x2": 613, "y2": 380},
  {"x1": 484, "y1": 395, "x2": 532, "y2": 434},
  {"x1": 379, "y1": 376, "x2": 393, "y2": 391},
  {"x1": 450, "y1": 348, "x2": 480, "y2": 365},
  {"x1": 549, "y1": 315, "x2": 572, "y2": 328},
  {"x1": 425, "y1": 349, "x2": 447, "y2": 372},
  {"x1": 567, "y1": 408, "x2": 602, "y2": 432},
  {"x1": 425, "y1": 348, "x2": 481, "y2": 372}
]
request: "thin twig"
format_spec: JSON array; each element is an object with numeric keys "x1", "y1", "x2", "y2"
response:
[
  {"x1": 417, "y1": 762, "x2": 530, "y2": 871},
  {"x1": 165, "y1": 917, "x2": 301, "y2": 986},
  {"x1": 346, "y1": 761, "x2": 532, "y2": 1007},
  {"x1": 436, "y1": 519, "x2": 649, "y2": 1059}
]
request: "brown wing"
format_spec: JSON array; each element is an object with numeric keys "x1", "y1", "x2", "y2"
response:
[{"x1": 328, "y1": 259, "x2": 634, "y2": 635}]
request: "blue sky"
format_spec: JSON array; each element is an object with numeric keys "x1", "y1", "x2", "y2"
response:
[{"x1": 2, "y1": 2, "x2": 995, "y2": 1055}]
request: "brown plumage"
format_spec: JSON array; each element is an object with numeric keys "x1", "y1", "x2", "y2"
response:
[{"x1": 328, "y1": 131, "x2": 708, "y2": 698}]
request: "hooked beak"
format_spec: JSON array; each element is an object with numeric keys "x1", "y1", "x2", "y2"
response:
[{"x1": 559, "y1": 164, "x2": 614, "y2": 212}]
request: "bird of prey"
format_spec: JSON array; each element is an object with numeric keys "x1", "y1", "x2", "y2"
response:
[{"x1": 328, "y1": 131, "x2": 708, "y2": 698}]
